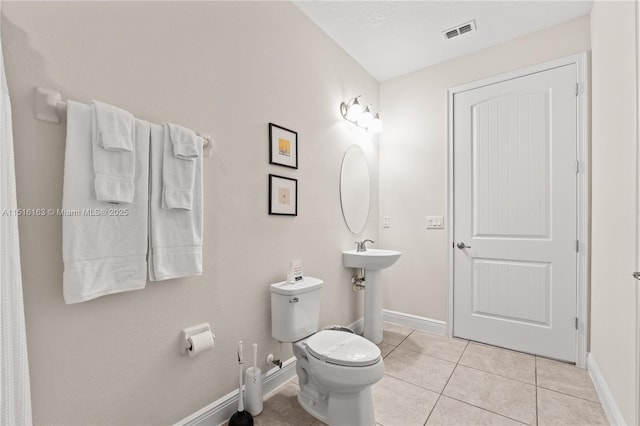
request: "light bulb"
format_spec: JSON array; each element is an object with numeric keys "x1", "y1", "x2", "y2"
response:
[
  {"x1": 370, "y1": 113, "x2": 383, "y2": 133},
  {"x1": 358, "y1": 106, "x2": 373, "y2": 128},
  {"x1": 346, "y1": 97, "x2": 363, "y2": 122}
]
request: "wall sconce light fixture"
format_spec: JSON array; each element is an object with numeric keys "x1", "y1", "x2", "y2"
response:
[{"x1": 340, "y1": 95, "x2": 383, "y2": 133}]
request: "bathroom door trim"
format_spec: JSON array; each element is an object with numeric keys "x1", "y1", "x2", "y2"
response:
[
  {"x1": 635, "y1": 1, "x2": 640, "y2": 420},
  {"x1": 446, "y1": 52, "x2": 590, "y2": 368}
]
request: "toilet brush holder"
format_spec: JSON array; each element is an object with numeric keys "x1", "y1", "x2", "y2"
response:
[{"x1": 244, "y1": 367, "x2": 263, "y2": 416}]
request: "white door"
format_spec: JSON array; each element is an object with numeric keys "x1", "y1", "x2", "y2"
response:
[
  {"x1": 453, "y1": 64, "x2": 578, "y2": 362},
  {"x1": 635, "y1": 3, "x2": 640, "y2": 420}
]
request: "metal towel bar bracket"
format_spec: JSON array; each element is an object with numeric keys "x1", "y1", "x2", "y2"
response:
[{"x1": 34, "y1": 87, "x2": 213, "y2": 157}]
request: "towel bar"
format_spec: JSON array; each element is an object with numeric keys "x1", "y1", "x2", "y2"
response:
[{"x1": 34, "y1": 87, "x2": 213, "y2": 156}]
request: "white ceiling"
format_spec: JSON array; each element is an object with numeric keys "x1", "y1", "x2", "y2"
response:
[{"x1": 293, "y1": 1, "x2": 593, "y2": 81}]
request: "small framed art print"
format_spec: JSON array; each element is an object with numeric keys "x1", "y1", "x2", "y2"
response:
[
  {"x1": 269, "y1": 123, "x2": 298, "y2": 169},
  {"x1": 269, "y1": 174, "x2": 297, "y2": 216}
]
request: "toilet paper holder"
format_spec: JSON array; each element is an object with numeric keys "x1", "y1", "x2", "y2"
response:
[{"x1": 181, "y1": 323, "x2": 214, "y2": 354}]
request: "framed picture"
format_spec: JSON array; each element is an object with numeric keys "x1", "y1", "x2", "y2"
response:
[
  {"x1": 269, "y1": 123, "x2": 298, "y2": 169},
  {"x1": 269, "y1": 174, "x2": 297, "y2": 216}
]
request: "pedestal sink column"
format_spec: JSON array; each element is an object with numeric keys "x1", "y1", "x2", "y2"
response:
[
  {"x1": 363, "y1": 270, "x2": 383, "y2": 344},
  {"x1": 342, "y1": 249, "x2": 401, "y2": 345}
]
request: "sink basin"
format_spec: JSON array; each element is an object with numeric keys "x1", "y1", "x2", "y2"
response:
[{"x1": 342, "y1": 249, "x2": 402, "y2": 271}]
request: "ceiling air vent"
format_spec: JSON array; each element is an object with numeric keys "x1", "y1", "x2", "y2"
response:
[
  {"x1": 442, "y1": 20, "x2": 477, "y2": 40},
  {"x1": 445, "y1": 29, "x2": 459, "y2": 39}
]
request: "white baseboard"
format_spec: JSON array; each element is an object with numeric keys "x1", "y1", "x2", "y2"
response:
[
  {"x1": 587, "y1": 352, "x2": 627, "y2": 425},
  {"x1": 175, "y1": 356, "x2": 297, "y2": 426},
  {"x1": 348, "y1": 316, "x2": 364, "y2": 335},
  {"x1": 383, "y1": 309, "x2": 447, "y2": 336}
]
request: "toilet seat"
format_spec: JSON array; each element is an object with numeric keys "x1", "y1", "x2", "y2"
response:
[{"x1": 304, "y1": 330, "x2": 381, "y2": 367}]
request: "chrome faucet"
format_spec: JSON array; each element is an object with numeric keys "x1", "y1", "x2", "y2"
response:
[{"x1": 355, "y1": 239, "x2": 375, "y2": 252}]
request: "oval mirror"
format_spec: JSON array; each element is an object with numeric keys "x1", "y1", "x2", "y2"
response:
[{"x1": 340, "y1": 145, "x2": 371, "y2": 234}]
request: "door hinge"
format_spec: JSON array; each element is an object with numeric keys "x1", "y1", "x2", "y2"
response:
[
  {"x1": 575, "y1": 317, "x2": 579, "y2": 330},
  {"x1": 576, "y1": 240, "x2": 579, "y2": 253},
  {"x1": 576, "y1": 82, "x2": 583, "y2": 96},
  {"x1": 576, "y1": 161, "x2": 580, "y2": 174}
]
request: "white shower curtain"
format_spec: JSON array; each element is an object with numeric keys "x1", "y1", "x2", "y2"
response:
[{"x1": 0, "y1": 41, "x2": 33, "y2": 425}]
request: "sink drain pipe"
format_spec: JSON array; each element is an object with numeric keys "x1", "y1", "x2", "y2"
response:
[{"x1": 352, "y1": 268, "x2": 365, "y2": 292}]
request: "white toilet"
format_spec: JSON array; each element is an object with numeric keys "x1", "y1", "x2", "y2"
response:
[{"x1": 270, "y1": 277, "x2": 384, "y2": 426}]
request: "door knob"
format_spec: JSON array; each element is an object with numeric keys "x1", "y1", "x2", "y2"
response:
[
  {"x1": 633, "y1": 272, "x2": 640, "y2": 280},
  {"x1": 457, "y1": 242, "x2": 471, "y2": 249}
]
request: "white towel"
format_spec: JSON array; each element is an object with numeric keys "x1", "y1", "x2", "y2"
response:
[
  {"x1": 63, "y1": 101, "x2": 149, "y2": 304},
  {"x1": 168, "y1": 122, "x2": 200, "y2": 159},
  {"x1": 149, "y1": 123, "x2": 203, "y2": 281},
  {"x1": 162, "y1": 123, "x2": 199, "y2": 210},
  {"x1": 91, "y1": 101, "x2": 135, "y2": 204}
]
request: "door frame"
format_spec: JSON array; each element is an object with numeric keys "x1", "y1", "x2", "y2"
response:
[
  {"x1": 446, "y1": 53, "x2": 590, "y2": 367},
  {"x1": 635, "y1": 0, "x2": 640, "y2": 421}
]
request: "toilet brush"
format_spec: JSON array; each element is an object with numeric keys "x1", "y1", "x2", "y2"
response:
[
  {"x1": 229, "y1": 341, "x2": 253, "y2": 426},
  {"x1": 244, "y1": 343, "x2": 263, "y2": 416}
]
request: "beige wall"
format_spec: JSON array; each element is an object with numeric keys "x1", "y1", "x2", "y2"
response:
[
  {"x1": 379, "y1": 16, "x2": 591, "y2": 321},
  {"x1": 590, "y1": 1, "x2": 638, "y2": 424},
  {"x1": 1, "y1": 2, "x2": 379, "y2": 424}
]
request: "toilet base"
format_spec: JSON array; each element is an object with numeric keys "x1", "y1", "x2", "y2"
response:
[
  {"x1": 326, "y1": 387, "x2": 376, "y2": 426},
  {"x1": 297, "y1": 384, "x2": 376, "y2": 426},
  {"x1": 297, "y1": 387, "x2": 329, "y2": 424},
  {"x1": 293, "y1": 339, "x2": 382, "y2": 426}
]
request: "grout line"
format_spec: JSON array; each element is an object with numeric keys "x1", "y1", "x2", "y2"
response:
[
  {"x1": 390, "y1": 344, "x2": 462, "y2": 364},
  {"x1": 425, "y1": 340, "x2": 470, "y2": 425},
  {"x1": 441, "y1": 340, "x2": 466, "y2": 393},
  {"x1": 384, "y1": 326, "x2": 441, "y2": 426},
  {"x1": 446, "y1": 364, "x2": 537, "y2": 423},
  {"x1": 383, "y1": 371, "x2": 443, "y2": 395},
  {"x1": 534, "y1": 354, "x2": 602, "y2": 405},
  {"x1": 442, "y1": 395, "x2": 530, "y2": 425},
  {"x1": 423, "y1": 383, "x2": 446, "y2": 425},
  {"x1": 457, "y1": 342, "x2": 539, "y2": 385},
  {"x1": 441, "y1": 340, "x2": 535, "y2": 425},
  {"x1": 455, "y1": 361, "x2": 536, "y2": 387},
  {"x1": 381, "y1": 328, "x2": 414, "y2": 359},
  {"x1": 426, "y1": 339, "x2": 529, "y2": 425},
  {"x1": 536, "y1": 385, "x2": 604, "y2": 405},
  {"x1": 467, "y1": 338, "x2": 539, "y2": 358},
  {"x1": 397, "y1": 329, "x2": 414, "y2": 345}
]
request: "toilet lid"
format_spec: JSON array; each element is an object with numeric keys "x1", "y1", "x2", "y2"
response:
[{"x1": 305, "y1": 330, "x2": 381, "y2": 367}]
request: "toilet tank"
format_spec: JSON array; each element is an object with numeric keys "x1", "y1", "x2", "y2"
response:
[{"x1": 270, "y1": 277, "x2": 323, "y2": 342}]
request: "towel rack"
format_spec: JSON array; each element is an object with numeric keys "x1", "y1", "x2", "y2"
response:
[{"x1": 34, "y1": 87, "x2": 213, "y2": 156}]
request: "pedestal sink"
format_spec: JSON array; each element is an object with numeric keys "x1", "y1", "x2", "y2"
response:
[{"x1": 342, "y1": 249, "x2": 402, "y2": 344}]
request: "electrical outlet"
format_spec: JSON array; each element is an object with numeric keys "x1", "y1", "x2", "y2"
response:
[
  {"x1": 426, "y1": 216, "x2": 444, "y2": 229},
  {"x1": 383, "y1": 216, "x2": 390, "y2": 228}
]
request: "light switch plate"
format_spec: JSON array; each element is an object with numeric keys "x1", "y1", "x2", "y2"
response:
[{"x1": 426, "y1": 216, "x2": 444, "y2": 229}]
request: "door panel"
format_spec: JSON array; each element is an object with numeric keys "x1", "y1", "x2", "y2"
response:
[
  {"x1": 473, "y1": 91, "x2": 550, "y2": 239},
  {"x1": 472, "y1": 258, "x2": 551, "y2": 326},
  {"x1": 453, "y1": 64, "x2": 577, "y2": 362}
]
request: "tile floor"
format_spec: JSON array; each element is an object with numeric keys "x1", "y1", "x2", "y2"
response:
[{"x1": 249, "y1": 323, "x2": 608, "y2": 426}]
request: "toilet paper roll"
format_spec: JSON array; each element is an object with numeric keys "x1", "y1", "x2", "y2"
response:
[{"x1": 187, "y1": 331, "x2": 214, "y2": 357}]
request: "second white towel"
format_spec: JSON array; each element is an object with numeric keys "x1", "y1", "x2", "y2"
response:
[
  {"x1": 149, "y1": 123, "x2": 203, "y2": 281},
  {"x1": 162, "y1": 123, "x2": 199, "y2": 210}
]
